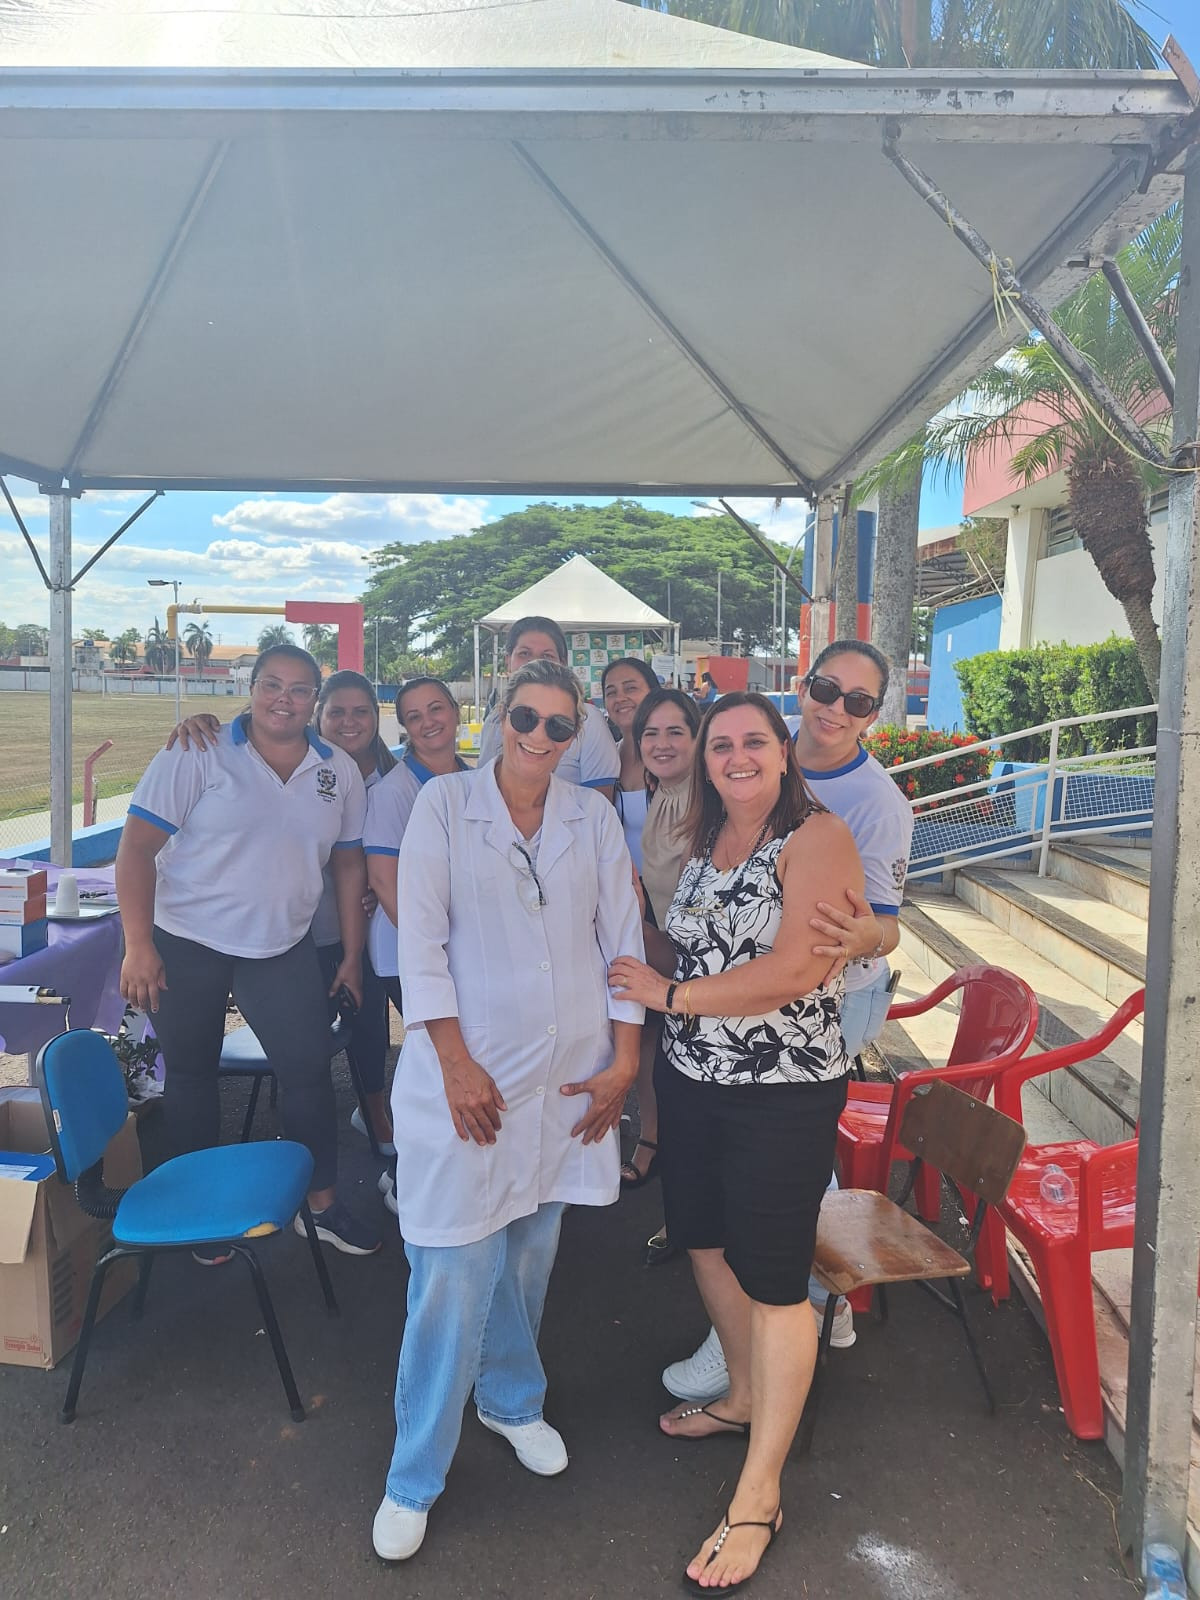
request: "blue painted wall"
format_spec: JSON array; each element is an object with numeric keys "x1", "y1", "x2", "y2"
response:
[{"x1": 928, "y1": 594, "x2": 1002, "y2": 732}]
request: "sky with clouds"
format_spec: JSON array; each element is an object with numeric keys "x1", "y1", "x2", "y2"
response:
[{"x1": 3, "y1": 0, "x2": 1193, "y2": 647}]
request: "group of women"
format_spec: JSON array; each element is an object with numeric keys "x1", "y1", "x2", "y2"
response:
[{"x1": 116, "y1": 615, "x2": 911, "y2": 1597}]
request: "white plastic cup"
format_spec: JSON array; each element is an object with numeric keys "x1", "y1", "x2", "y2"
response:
[{"x1": 54, "y1": 872, "x2": 79, "y2": 916}]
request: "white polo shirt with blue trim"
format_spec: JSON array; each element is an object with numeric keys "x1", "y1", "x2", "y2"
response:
[
  {"x1": 363, "y1": 751, "x2": 467, "y2": 977},
  {"x1": 793, "y1": 741, "x2": 914, "y2": 995},
  {"x1": 128, "y1": 716, "x2": 366, "y2": 960},
  {"x1": 477, "y1": 701, "x2": 619, "y2": 790}
]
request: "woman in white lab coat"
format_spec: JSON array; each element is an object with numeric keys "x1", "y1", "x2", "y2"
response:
[{"x1": 372, "y1": 659, "x2": 645, "y2": 1566}]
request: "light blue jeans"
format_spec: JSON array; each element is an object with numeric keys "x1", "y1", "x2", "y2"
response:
[
  {"x1": 383, "y1": 1201, "x2": 566, "y2": 1512},
  {"x1": 809, "y1": 965, "x2": 896, "y2": 1311}
]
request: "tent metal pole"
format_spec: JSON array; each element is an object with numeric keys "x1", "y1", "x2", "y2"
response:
[
  {"x1": 810, "y1": 495, "x2": 835, "y2": 661},
  {"x1": 1119, "y1": 147, "x2": 1200, "y2": 1569},
  {"x1": 46, "y1": 490, "x2": 73, "y2": 866},
  {"x1": 492, "y1": 633, "x2": 500, "y2": 703},
  {"x1": 473, "y1": 623, "x2": 481, "y2": 720}
]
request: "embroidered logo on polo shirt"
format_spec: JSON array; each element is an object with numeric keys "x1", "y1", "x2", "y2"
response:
[{"x1": 316, "y1": 766, "x2": 338, "y2": 802}]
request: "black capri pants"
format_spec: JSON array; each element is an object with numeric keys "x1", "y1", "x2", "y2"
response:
[
  {"x1": 151, "y1": 926, "x2": 338, "y2": 1191},
  {"x1": 655, "y1": 1052, "x2": 849, "y2": 1307}
]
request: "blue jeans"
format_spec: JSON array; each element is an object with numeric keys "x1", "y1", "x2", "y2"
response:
[{"x1": 384, "y1": 1202, "x2": 566, "y2": 1512}]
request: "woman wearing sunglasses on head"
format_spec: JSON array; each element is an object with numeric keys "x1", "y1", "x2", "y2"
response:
[
  {"x1": 116, "y1": 645, "x2": 380, "y2": 1261},
  {"x1": 477, "y1": 616, "x2": 619, "y2": 801},
  {"x1": 372, "y1": 658, "x2": 644, "y2": 1565}
]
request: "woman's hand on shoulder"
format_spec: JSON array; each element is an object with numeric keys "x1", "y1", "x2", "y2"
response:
[{"x1": 165, "y1": 714, "x2": 222, "y2": 752}]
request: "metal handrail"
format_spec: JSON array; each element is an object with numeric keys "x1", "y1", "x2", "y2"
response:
[{"x1": 887, "y1": 703, "x2": 1158, "y2": 776}]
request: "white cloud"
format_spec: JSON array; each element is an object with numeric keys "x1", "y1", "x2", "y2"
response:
[{"x1": 213, "y1": 492, "x2": 489, "y2": 543}]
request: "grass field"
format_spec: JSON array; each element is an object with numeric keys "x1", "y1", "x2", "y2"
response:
[{"x1": 0, "y1": 689, "x2": 403, "y2": 820}]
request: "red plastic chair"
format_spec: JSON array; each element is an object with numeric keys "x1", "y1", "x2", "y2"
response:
[
  {"x1": 837, "y1": 964, "x2": 1039, "y2": 1223},
  {"x1": 984, "y1": 988, "x2": 1145, "y2": 1440}
]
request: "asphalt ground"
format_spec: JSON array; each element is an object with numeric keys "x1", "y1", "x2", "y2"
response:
[{"x1": 0, "y1": 1062, "x2": 1136, "y2": 1600}]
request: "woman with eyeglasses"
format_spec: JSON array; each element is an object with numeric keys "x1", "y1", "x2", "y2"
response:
[
  {"x1": 477, "y1": 615, "x2": 619, "y2": 800},
  {"x1": 372, "y1": 658, "x2": 644, "y2": 1565},
  {"x1": 608, "y1": 692, "x2": 864, "y2": 1597},
  {"x1": 600, "y1": 656, "x2": 659, "y2": 873},
  {"x1": 116, "y1": 645, "x2": 380, "y2": 1260}
]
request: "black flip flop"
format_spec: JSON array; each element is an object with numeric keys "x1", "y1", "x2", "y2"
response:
[
  {"x1": 620, "y1": 1138, "x2": 659, "y2": 1189},
  {"x1": 683, "y1": 1507, "x2": 781, "y2": 1596},
  {"x1": 665, "y1": 1403, "x2": 750, "y2": 1440}
]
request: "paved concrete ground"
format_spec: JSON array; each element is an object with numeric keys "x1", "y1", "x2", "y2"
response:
[{"x1": 0, "y1": 1064, "x2": 1135, "y2": 1600}]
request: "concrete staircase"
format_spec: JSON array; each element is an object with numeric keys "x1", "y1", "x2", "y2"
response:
[{"x1": 882, "y1": 839, "x2": 1200, "y2": 1579}]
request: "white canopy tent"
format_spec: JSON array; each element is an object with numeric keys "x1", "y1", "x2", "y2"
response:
[
  {"x1": 473, "y1": 552, "x2": 677, "y2": 706},
  {"x1": 3, "y1": 2, "x2": 1200, "y2": 1565}
]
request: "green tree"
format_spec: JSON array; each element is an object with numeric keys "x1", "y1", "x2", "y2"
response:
[
  {"x1": 81, "y1": 627, "x2": 109, "y2": 643},
  {"x1": 143, "y1": 617, "x2": 171, "y2": 675},
  {"x1": 257, "y1": 623, "x2": 294, "y2": 652},
  {"x1": 871, "y1": 207, "x2": 1179, "y2": 697},
  {"x1": 0, "y1": 622, "x2": 17, "y2": 659},
  {"x1": 302, "y1": 622, "x2": 338, "y2": 669},
  {"x1": 184, "y1": 620, "x2": 213, "y2": 677},
  {"x1": 364, "y1": 500, "x2": 790, "y2": 676},
  {"x1": 15, "y1": 622, "x2": 49, "y2": 655}
]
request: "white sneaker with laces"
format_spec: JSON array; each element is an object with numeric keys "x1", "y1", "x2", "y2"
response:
[
  {"x1": 661, "y1": 1325, "x2": 728, "y2": 1402},
  {"x1": 477, "y1": 1412, "x2": 568, "y2": 1475},
  {"x1": 372, "y1": 1498, "x2": 427, "y2": 1561},
  {"x1": 378, "y1": 1170, "x2": 398, "y2": 1217}
]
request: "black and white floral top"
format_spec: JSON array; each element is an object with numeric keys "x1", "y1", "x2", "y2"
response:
[{"x1": 663, "y1": 828, "x2": 848, "y2": 1087}]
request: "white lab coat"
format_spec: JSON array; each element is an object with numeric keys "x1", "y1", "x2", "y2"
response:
[{"x1": 390, "y1": 758, "x2": 645, "y2": 1247}]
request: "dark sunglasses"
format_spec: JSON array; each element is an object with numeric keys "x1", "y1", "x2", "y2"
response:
[
  {"x1": 507, "y1": 704, "x2": 577, "y2": 743},
  {"x1": 806, "y1": 675, "x2": 881, "y2": 719}
]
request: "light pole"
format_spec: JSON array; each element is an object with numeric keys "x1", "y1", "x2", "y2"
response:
[{"x1": 148, "y1": 579, "x2": 181, "y2": 723}]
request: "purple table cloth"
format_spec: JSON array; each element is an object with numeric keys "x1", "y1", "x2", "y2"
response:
[{"x1": 0, "y1": 863, "x2": 125, "y2": 1055}]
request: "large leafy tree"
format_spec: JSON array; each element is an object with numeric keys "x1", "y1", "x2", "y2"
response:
[
  {"x1": 364, "y1": 500, "x2": 791, "y2": 676},
  {"x1": 257, "y1": 622, "x2": 294, "y2": 652},
  {"x1": 871, "y1": 207, "x2": 1180, "y2": 697}
]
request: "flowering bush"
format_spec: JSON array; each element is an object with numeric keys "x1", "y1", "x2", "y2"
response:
[{"x1": 865, "y1": 725, "x2": 995, "y2": 804}]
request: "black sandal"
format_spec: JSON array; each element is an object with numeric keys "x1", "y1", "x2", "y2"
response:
[
  {"x1": 664, "y1": 1403, "x2": 750, "y2": 1440},
  {"x1": 620, "y1": 1138, "x2": 659, "y2": 1189},
  {"x1": 683, "y1": 1506, "x2": 781, "y2": 1596}
]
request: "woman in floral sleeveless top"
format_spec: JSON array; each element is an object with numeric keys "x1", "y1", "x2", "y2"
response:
[{"x1": 609, "y1": 692, "x2": 864, "y2": 1595}]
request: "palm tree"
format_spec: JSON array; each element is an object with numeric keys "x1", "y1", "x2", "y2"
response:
[
  {"x1": 302, "y1": 622, "x2": 338, "y2": 668},
  {"x1": 644, "y1": 0, "x2": 1162, "y2": 721},
  {"x1": 257, "y1": 623, "x2": 294, "y2": 652},
  {"x1": 869, "y1": 207, "x2": 1179, "y2": 697},
  {"x1": 108, "y1": 636, "x2": 133, "y2": 669},
  {"x1": 183, "y1": 620, "x2": 213, "y2": 678},
  {"x1": 143, "y1": 617, "x2": 170, "y2": 675}
]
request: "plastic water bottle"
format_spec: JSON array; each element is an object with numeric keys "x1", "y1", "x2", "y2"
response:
[
  {"x1": 1142, "y1": 1541, "x2": 1187, "y2": 1599},
  {"x1": 1039, "y1": 1163, "x2": 1076, "y2": 1205}
]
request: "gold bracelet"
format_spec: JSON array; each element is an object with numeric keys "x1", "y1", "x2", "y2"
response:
[{"x1": 684, "y1": 982, "x2": 695, "y2": 1016}]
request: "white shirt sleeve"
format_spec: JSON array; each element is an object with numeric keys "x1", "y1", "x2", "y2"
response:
[
  {"x1": 333, "y1": 762, "x2": 367, "y2": 847},
  {"x1": 364, "y1": 767, "x2": 420, "y2": 856},
  {"x1": 854, "y1": 799, "x2": 915, "y2": 914},
  {"x1": 128, "y1": 744, "x2": 209, "y2": 836},
  {"x1": 578, "y1": 704, "x2": 620, "y2": 789},
  {"x1": 592, "y1": 799, "x2": 646, "y2": 1024},
  {"x1": 395, "y1": 782, "x2": 458, "y2": 1024}
]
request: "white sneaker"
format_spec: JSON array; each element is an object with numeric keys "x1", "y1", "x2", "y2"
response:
[
  {"x1": 817, "y1": 1297, "x2": 856, "y2": 1349},
  {"x1": 662, "y1": 1326, "x2": 728, "y2": 1402},
  {"x1": 477, "y1": 1412, "x2": 568, "y2": 1476},
  {"x1": 372, "y1": 1498, "x2": 427, "y2": 1561},
  {"x1": 378, "y1": 1170, "x2": 398, "y2": 1217},
  {"x1": 351, "y1": 1105, "x2": 397, "y2": 1157}
]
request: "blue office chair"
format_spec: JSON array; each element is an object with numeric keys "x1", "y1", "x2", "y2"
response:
[{"x1": 35, "y1": 1029, "x2": 339, "y2": 1424}]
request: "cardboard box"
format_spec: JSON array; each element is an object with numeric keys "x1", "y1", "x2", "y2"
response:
[
  {"x1": 0, "y1": 919, "x2": 49, "y2": 958},
  {"x1": 0, "y1": 868, "x2": 48, "y2": 897},
  {"x1": 0, "y1": 1089, "x2": 142, "y2": 1369},
  {"x1": 0, "y1": 895, "x2": 47, "y2": 925}
]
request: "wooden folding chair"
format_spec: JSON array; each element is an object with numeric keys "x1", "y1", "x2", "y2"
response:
[{"x1": 798, "y1": 1079, "x2": 1026, "y2": 1454}]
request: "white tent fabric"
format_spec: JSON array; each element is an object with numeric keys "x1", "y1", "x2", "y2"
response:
[
  {"x1": 0, "y1": 2, "x2": 1190, "y2": 496},
  {"x1": 480, "y1": 553, "x2": 672, "y2": 631}
]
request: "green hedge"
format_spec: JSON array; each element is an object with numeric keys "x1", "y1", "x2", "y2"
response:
[{"x1": 954, "y1": 640, "x2": 1155, "y2": 760}]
